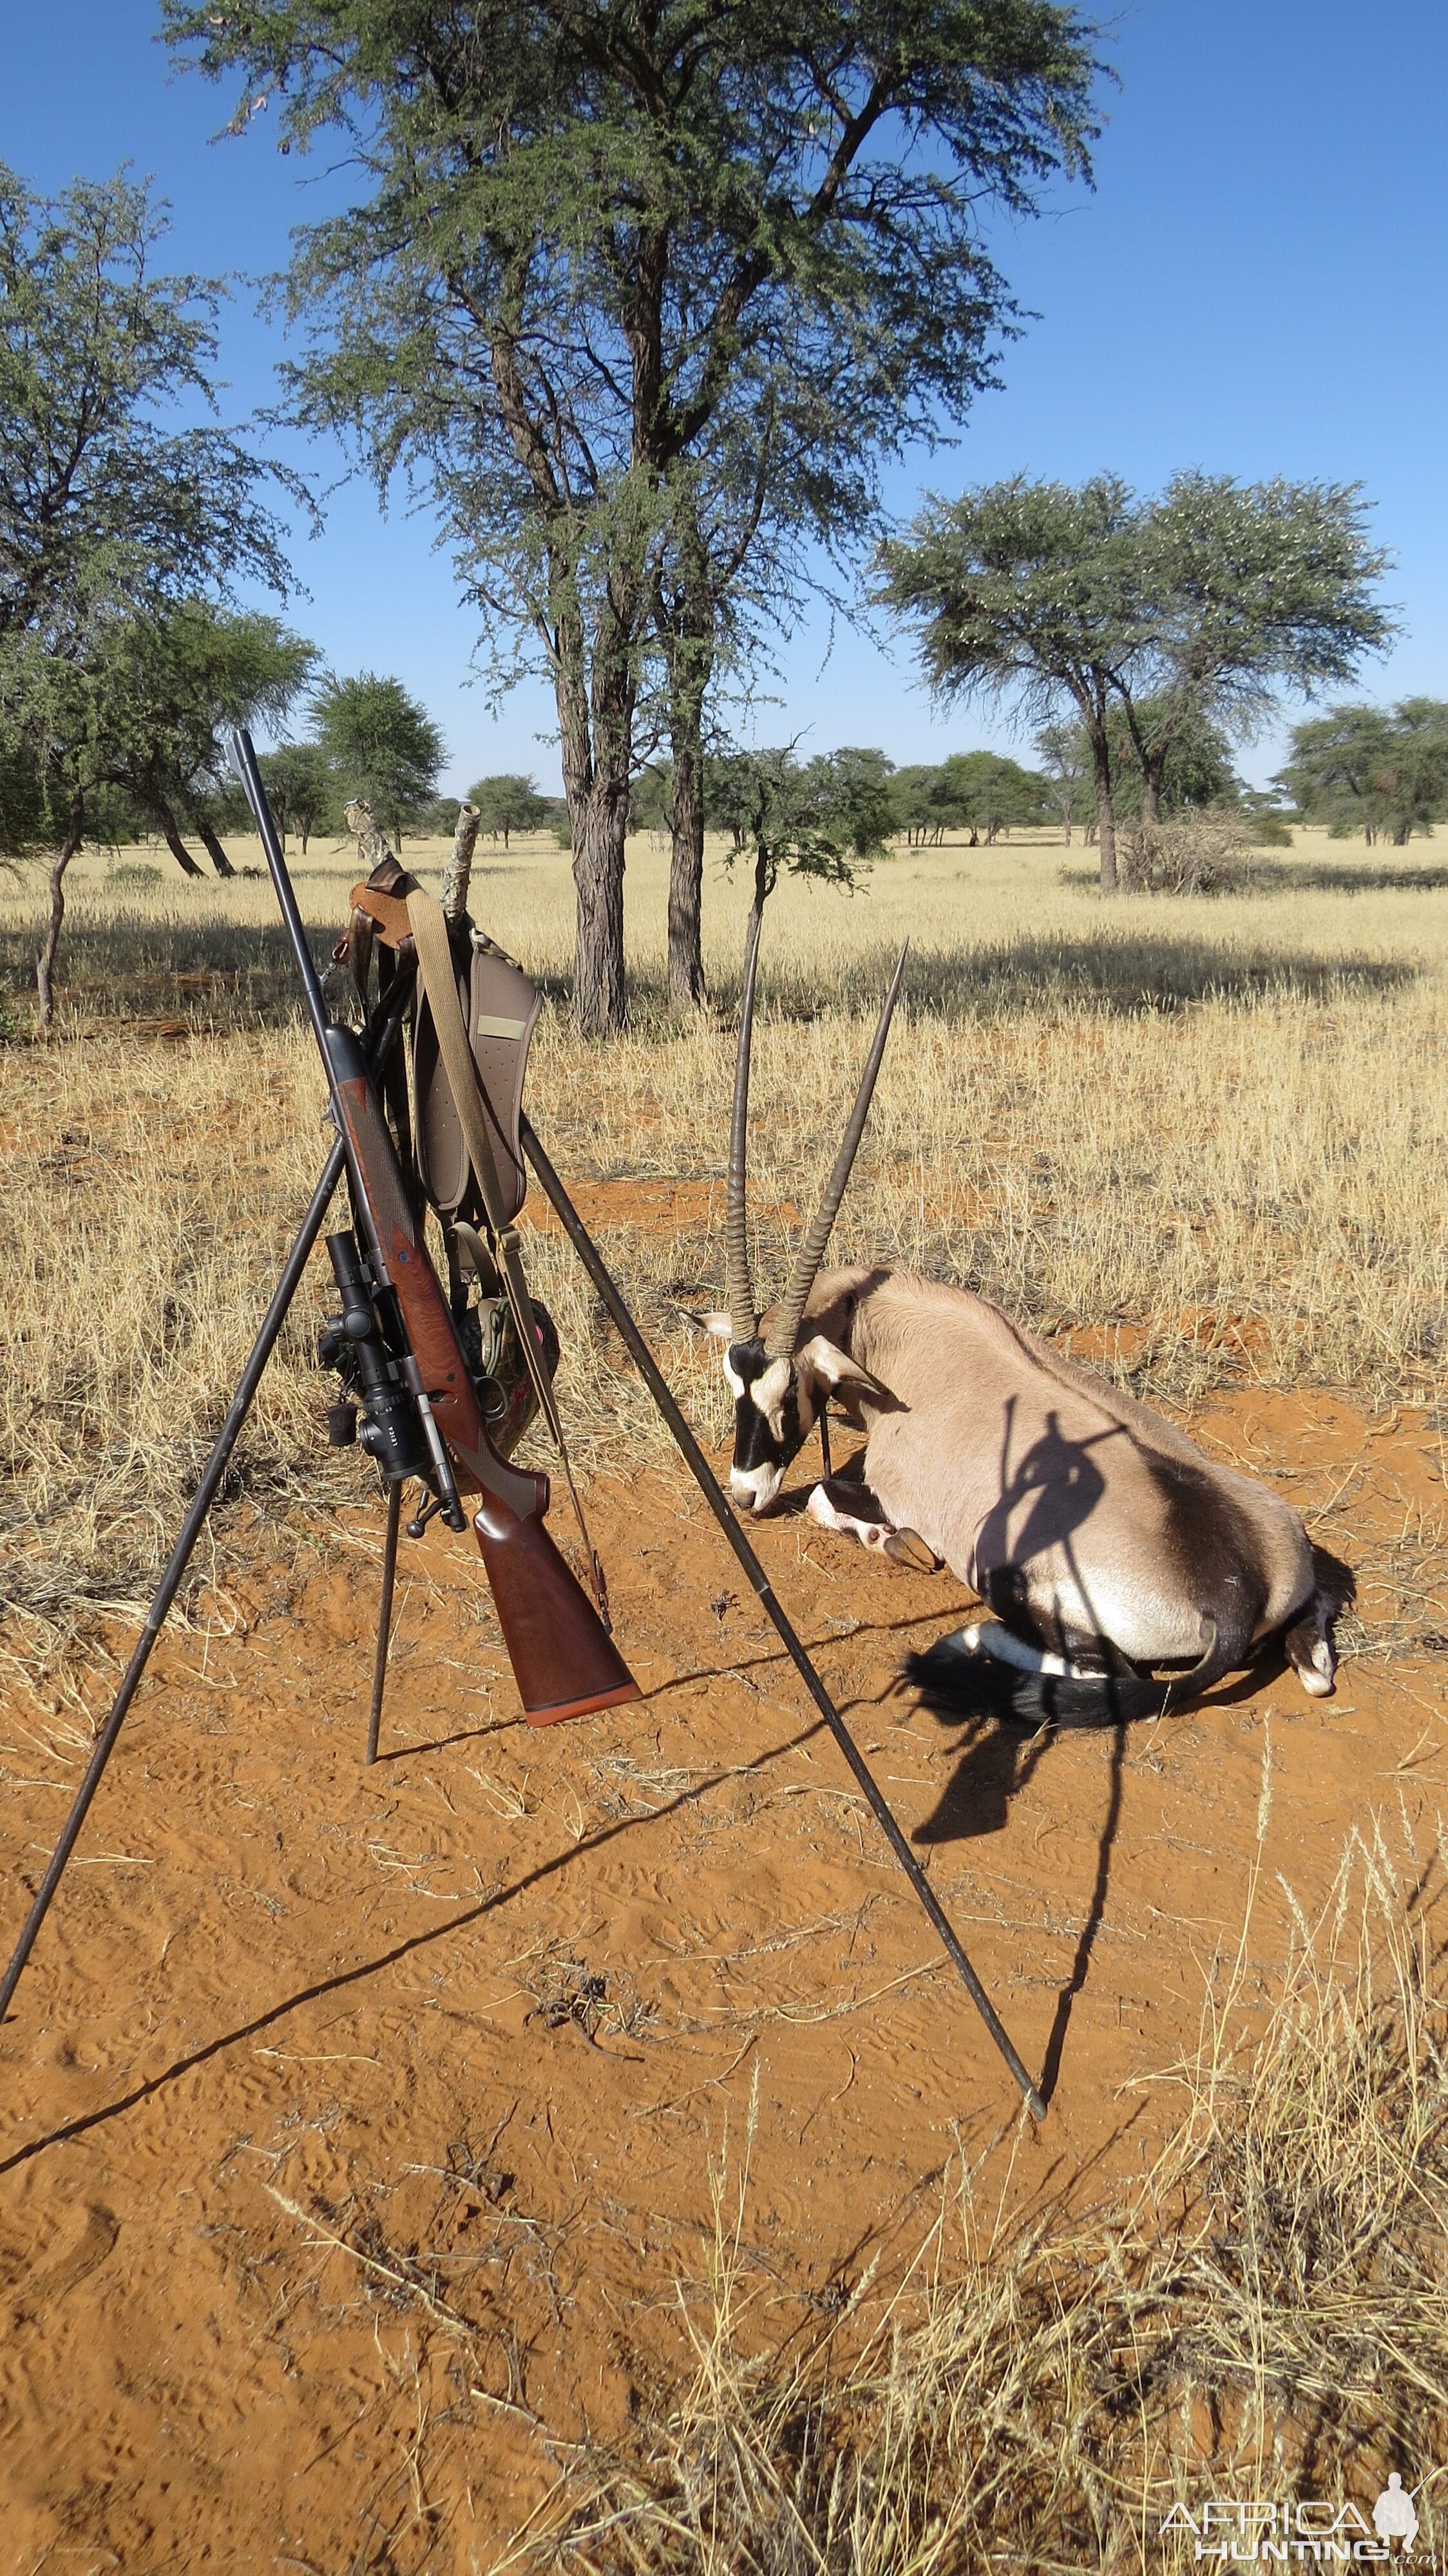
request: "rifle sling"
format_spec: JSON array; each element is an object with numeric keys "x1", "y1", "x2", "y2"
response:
[{"x1": 406, "y1": 887, "x2": 611, "y2": 1627}]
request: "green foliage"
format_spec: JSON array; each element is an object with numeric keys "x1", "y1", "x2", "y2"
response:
[
  {"x1": 716, "y1": 744, "x2": 896, "y2": 914},
  {"x1": 894, "y1": 750, "x2": 1049, "y2": 844},
  {"x1": 0, "y1": 159, "x2": 294, "y2": 658},
  {"x1": 0, "y1": 732, "x2": 48, "y2": 858},
  {"x1": 310, "y1": 672, "x2": 444, "y2": 846},
  {"x1": 259, "y1": 741, "x2": 339, "y2": 854},
  {"x1": 100, "y1": 605, "x2": 316, "y2": 871},
  {"x1": 1118, "y1": 474, "x2": 1393, "y2": 821},
  {"x1": 879, "y1": 477, "x2": 1141, "y2": 723},
  {"x1": 1109, "y1": 697, "x2": 1238, "y2": 818},
  {"x1": 879, "y1": 476, "x2": 1139, "y2": 887},
  {"x1": 0, "y1": 157, "x2": 298, "y2": 1010},
  {"x1": 163, "y1": 0, "x2": 1101, "y2": 1027},
  {"x1": 1279, "y1": 701, "x2": 1448, "y2": 846},
  {"x1": 628, "y1": 766, "x2": 676, "y2": 839},
  {"x1": 466, "y1": 773, "x2": 550, "y2": 849},
  {"x1": 1239, "y1": 791, "x2": 1295, "y2": 847},
  {"x1": 1138, "y1": 474, "x2": 1393, "y2": 724}
]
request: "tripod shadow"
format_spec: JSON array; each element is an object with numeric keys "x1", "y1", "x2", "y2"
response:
[
  {"x1": 906, "y1": 1398, "x2": 1131, "y2": 2102},
  {"x1": 0, "y1": 1720, "x2": 830, "y2": 2177},
  {"x1": 911, "y1": 1698, "x2": 1126, "y2": 2108}
]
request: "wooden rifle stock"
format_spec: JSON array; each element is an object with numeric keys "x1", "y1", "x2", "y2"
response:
[{"x1": 323, "y1": 1027, "x2": 638, "y2": 1726}]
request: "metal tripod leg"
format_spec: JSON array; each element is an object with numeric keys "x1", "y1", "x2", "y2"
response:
[
  {"x1": 0, "y1": 1139, "x2": 348, "y2": 2027},
  {"x1": 366, "y1": 1482, "x2": 402, "y2": 1765},
  {"x1": 520, "y1": 1117, "x2": 1046, "y2": 2125}
]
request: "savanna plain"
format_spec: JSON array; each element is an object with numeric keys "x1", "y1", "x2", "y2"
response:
[{"x1": 1, "y1": 822, "x2": 1447, "y2": 2573}]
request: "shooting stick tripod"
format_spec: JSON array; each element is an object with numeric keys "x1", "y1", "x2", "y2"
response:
[{"x1": 0, "y1": 1052, "x2": 1045, "y2": 2126}]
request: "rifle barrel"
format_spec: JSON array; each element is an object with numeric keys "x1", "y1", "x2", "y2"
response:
[{"x1": 227, "y1": 724, "x2": 332, "y2": 1052}]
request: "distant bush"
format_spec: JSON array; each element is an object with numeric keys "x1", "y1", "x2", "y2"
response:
[
  {"x1": 1123, "y1": 806, "x2": 1261, "y2": 895},
  {"x1": 106, "y1": 861, "x2": 164, "y2": 889}
]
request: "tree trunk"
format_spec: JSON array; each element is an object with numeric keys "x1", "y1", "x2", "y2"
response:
[
  {"x1": 1090, "y1": 732, "x2": 1118, "y2": 894},
  {"x1": 569, "y1": 781, "x2": 629, "y2": 1035},
  {"x1": 36, "y1": 795, "x2": 85, "y2": 1033},
  {"x1": 555, "y1": 588, "x2": 634, "y2": 1036},
  {"x1": 147, "y1": 787, "x2": 204, "y2": 878},
  {"x1": 195, "y1": 813, "x2": 236, "y2": 878},
  {"x1": 667, "y1": 734, "x2": 707, "y2": 1009}
]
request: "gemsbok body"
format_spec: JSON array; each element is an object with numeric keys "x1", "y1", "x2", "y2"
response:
[{"x1": 710, "y1": 922, "x2": 1347, "y2": 1724}]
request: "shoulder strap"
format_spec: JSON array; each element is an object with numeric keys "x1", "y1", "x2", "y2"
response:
[{"x1": 406, "y1": 887, "x2": 613, "y2": 1629}]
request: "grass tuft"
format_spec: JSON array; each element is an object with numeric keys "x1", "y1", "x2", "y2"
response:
[{"x1": 513, "y1": 1809, "x2": 1448, "y2": 2575}]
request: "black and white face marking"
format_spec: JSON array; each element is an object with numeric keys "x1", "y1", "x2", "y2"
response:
[{"x1": 722, "y1": 1336, "x2": 814, "y2": 1513}]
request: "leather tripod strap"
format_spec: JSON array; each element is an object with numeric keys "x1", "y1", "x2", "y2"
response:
[{"x1": 406, "y1": 888, "x2": 612, "y2": 1628}]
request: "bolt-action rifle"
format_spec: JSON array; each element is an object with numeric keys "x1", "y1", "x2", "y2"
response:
[{"x1": 229, "y1": 727, "x2": 639, "y2": 1730}]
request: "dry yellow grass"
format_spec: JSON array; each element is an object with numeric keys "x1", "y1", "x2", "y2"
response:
[
  {"x1": 507, "y1": 1792, "x2": 1448, "y2": 2574},
  {"x1": 2, "y1": 819, "x2": 1447, "y2": 1689}
]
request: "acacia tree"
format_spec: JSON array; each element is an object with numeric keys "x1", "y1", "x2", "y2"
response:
[
  {"x1": 880, "y1": 477, "x2": 1142, "y2": 891},
  {"x1": 467, "y1": 773, "x2": 549, "y2": 849},
  {"x1": 1117, "y1": 473, "x2": 1392, "y2": 826},
  {"x1": 98, "y1": 604, "x2": 315, "y2": 875},
  {"x1": 882, "y1": 472, "x2": 1391, "y2": 893},
  {"x1": 260, "y1": 741, "x2": 337, "y2": 853},
  {"x1": 0, "y1": 162, "x2": 296, "y2": 1021},
  {"x1": 718, "y1": 743, "x2": 895, "y2": 931},
  {"x1": 166, "y1": 0, "x2": 1098, "y2": 1032},
  {"x1": 309, "y1": 672, "x2": 443, "y2": 847},
  {"x1": 1280, "y1": 700, "x2": 1448, "y2": 846}
]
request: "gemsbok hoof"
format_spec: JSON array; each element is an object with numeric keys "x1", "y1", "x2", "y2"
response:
[{"x1": 884, "y1": 1527, "x2": 940, "y2": 1572}]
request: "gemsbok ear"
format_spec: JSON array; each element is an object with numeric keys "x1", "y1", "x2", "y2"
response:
[
  {"x1": 703, "y1": 1312, "x2": 735, "y2": 1342},
  {"x1": 667, "y1": 1302, "x2": 715, "y2": 1336},
  {"x1": 797, "y1": 1336, "x2": 888, "y2": 1399}
]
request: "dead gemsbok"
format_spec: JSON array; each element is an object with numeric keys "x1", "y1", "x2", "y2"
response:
[{"x1": 707, "y1": 918, "x2": 1348, "y2": 1723}]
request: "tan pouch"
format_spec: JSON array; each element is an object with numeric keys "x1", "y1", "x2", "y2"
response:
[{"x1": 411, "y1": 931, "x2": 540, "y2": 1227}]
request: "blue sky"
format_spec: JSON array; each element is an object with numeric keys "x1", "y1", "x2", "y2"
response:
[{"x1": 3, "y1": 1, "x2": 1443, "y2": 793}]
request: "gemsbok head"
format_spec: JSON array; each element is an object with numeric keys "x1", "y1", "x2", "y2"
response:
[{"x1": 709, "y1": 911, "x2": 909, "y2": 1517}]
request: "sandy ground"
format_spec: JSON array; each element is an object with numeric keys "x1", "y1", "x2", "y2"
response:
[{"x1": 1, "y1": 1374, "x2": 1444, "y2": 2570}]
